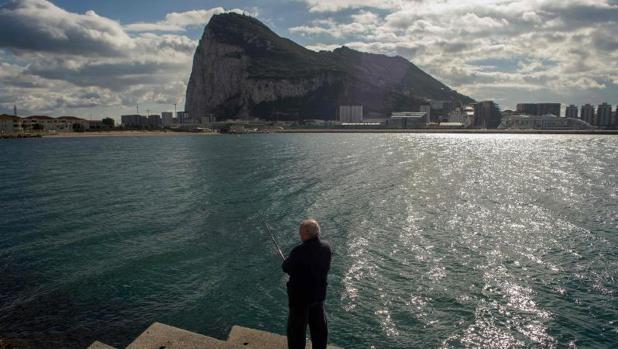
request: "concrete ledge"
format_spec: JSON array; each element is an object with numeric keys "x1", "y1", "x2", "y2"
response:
[
  {"x1": 86, "y1": 341, "x2": 117, "y2": 349},
  {"x1": 126, "y1": 322, "x2": 240, "y2": 349},
  {"x1": 228, "y1": 325, "x2": 343, "y2": 349},
  {"x1": 89, "y1": 322, "x2": 344, "y2": 349}
]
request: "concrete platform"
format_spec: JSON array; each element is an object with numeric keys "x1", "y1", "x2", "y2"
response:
[
  {"x1": 87, "y1": 341, "x2": 117, "y2": 349},
  {"x1": 88, "y1": 322, "x2": 344, "y2": 349},
  {"x1": 227, "y1": 325, "x2": 343, "y2": 349}
]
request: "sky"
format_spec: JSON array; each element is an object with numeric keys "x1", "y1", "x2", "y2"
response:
[{"x1": 0, "y1": 0, "x2": 617, "y2": 120}]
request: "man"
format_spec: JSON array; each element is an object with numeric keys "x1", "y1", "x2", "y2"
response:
[{"x1": 282, "y1": 219, "x2": 332, "y2": 349}]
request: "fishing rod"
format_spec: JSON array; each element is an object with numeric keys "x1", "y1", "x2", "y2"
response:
[{"x1": 263, "y1": 221, "x2": 285, "y2": 260}]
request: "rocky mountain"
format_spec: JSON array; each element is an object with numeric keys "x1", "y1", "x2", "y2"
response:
[{"x1": 185, "y1": 13, "x2": 474, "y2": 121}]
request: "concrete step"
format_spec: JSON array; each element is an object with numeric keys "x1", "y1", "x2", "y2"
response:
[
  {"x1": 86, "y1": 341, "x2": 117, "y2": 349},
  {"x1": 227, "y1": 325, "x2": 343, "y2": 349},
  {"x1": 125, "y1": 322, "x2": 243, "y2": 349},
  {"x1": 87, "y1": 322, "x2": 344, "y2": 349}
]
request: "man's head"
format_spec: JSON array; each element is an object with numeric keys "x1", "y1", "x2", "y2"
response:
[{"x1": 299, "y1": 219, "x2": 320, "y2": 242}]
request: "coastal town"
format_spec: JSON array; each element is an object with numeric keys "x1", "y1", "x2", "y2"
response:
[{"x1": 1, "y1": 101, "x2": 617, "y2": 138}]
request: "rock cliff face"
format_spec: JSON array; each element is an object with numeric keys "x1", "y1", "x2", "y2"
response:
[{"x1": 185, "y1": 13, "x2": 473, "y2": 120}]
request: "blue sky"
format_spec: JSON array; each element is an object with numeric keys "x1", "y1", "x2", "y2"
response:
[{"x1": 0, "y1": 0, "x2": 617, "y2": 120}]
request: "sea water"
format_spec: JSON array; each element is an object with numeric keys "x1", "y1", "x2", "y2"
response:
[{"x1": 0, "y1": 134, "x2": 616, "y2": 348}]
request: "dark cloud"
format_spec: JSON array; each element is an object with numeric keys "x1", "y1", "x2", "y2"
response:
[
  {"x1": 0, "y1": 0, "x2": 133, "y2": 56},
  {"x1": 25, "y1": 60, "x2": 185, "y2": 89}
]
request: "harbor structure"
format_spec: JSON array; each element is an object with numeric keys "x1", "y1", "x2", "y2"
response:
[{"x1": 339, "y1": 105, "x2": 363, "y2": 123}]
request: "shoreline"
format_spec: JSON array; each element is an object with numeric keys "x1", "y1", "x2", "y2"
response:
[
  {"x1": 42, "y1": 131, "x2": 219, "y2": 138},
  {"x1": 273, "y1": 128, "x2": 618, "y2": 135},
  {"x1": 3, "y1": 129, "x2": 617, "y2": 139}
]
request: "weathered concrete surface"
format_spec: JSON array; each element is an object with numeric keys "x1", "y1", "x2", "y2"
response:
[
  {"x1": 88, "y1": 322, "x2": 344, "y2": 349},
  {"x1": 126, "y1": 322, "x2": 241, "y2": 349},
  {"x1": 86, "y1": 341, "x2": 117, "y2": 349},
  {"x1": 227, "y1": 325, "x2": 343, "y2": 349}
]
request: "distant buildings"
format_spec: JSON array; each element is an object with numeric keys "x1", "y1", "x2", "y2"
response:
[
  {"x1": 121, "y1": 114, "x2": 144, "y2": 128},
  {"x1": 389, "y1": 111, "x2": 428, "y2": 128},
  {"x1": 580, "y1": 104, "x2": 595, "y2": 125},
  {"x1": 148, "y1": 114, "x2": 161, "y2": 128},
  {"x1": 161, "y1": 112, "x2": 174, "y2": 128},
  {"x1": 1, "y1": 114, "x2": 111, "y2": 134},
  {"x1": 0, "y1": 114, "x2": 23, "y2": 134},
  {"x1": 201, "y1": 114, "x2": 216, "y2": 125},
  {"x1": 419, "y1": 105, "x2": 431, "y2": 124},
  {"x1": 565, "y1": 105, "x2": 578, "y2": 119},
  {"x1": 499, "y1": 114, "x2": 593, "y2": 130},
  {"x1": 516, "y1": 103, "x2": 561, "y2": 117},
  {"x1": 515, "y1": 103, "x2": 538, "y2": 115},
  {"x1": 597, "y1": 103, "x2": 612, "y2": 127},
  {"x1": 177, "y1": 111, "x2": 190, "y2": 124},
  {"x1": 473, "y1": 101, "x2": 501, "y2": 128},
  {"x1": 339, "y1": 105, "x2": 363, "y2": 123}
]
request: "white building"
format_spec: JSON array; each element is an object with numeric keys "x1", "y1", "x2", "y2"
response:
[{"x1": 339, "y1": 105, "x2": 363, "y2": 123}]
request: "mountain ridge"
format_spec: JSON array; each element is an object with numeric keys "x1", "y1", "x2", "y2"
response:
[{"x1": 186, "y1": 13, "x2": 474, "y2": 120}]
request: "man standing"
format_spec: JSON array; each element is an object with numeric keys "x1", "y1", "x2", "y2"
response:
[{"x1": 282, "y1": 219, "x2": 332, "y2": 349}]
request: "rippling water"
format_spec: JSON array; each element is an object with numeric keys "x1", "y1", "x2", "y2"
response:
[{"x1": 0, "y1": 134, "x2": 617, "y2": 349}]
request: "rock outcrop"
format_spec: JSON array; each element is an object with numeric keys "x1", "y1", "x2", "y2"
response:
[{"x1": 186, "y1": 13, "x2": 473, "y2": 120}]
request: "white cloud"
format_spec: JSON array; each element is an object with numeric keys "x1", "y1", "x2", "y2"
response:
[
  {"x1": 0, "y1": 0, "x2": 210, "y2": 115},
  {"x1": 294, "y1": 0, "x2": 618, "y2": 108},
  {"x1": 302, "y1": 0, "x2": 399, "y2": 12},
  {"x1": 125, "y1": 7, "x2": 247, "y2": 32}
]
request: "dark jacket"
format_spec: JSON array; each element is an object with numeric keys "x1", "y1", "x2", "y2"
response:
[{"x1": 282, "y1": 236, "x2": 331, "y2": 307}]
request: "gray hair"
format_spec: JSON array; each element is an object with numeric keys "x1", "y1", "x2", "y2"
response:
[{"x1": 301, "y1": 219, "x2": 321, "y2": 238}]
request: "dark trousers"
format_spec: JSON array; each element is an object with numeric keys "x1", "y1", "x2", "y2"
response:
[{"x1": 287, "y1": 301, "x2": 328, "y2": 349}]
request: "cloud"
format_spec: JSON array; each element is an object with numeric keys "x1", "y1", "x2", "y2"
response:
[
  {"x1": 302, "y1": 0, "x2": 399, "y2": 12},
  {"x1": 0, "y1": 0, "x2": 235, "y2": 116},
  {"x1": 293, "y1": 0, "x2": 618, "y2": 108},
  {"x1": 125, "y1": 7, "x2": 247, "y2": 32},
  {"x1": 0, "y1": 0, "x2": 133, "y2": 56}
]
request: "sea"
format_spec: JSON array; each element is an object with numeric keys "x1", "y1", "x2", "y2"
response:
[{"x1": 0, "y1": 133, "x2": 616, "y2": 349}]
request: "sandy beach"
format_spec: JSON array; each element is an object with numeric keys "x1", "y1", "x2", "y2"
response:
[{"x1": 44, "y1": 130, "x2": 219, "y2": 138}]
